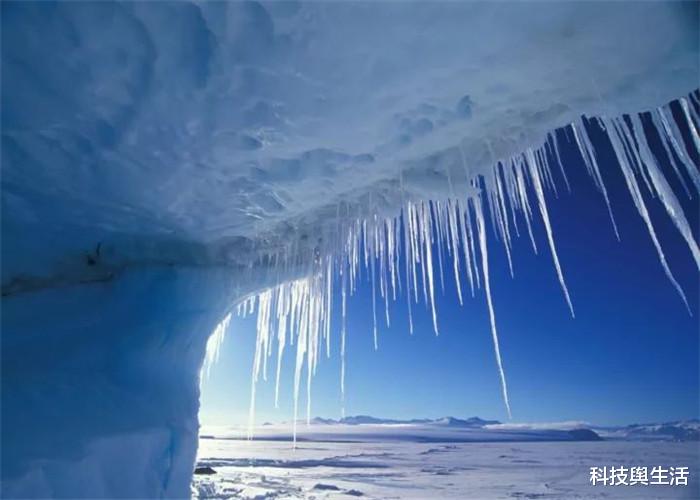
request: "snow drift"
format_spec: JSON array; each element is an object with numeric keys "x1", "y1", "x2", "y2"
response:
[{"x1": 1, "y1": 1, "x2": 698, "y2": 498}]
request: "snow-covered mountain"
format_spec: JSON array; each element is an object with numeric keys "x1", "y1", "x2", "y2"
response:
[
  {"x1": 596, "y1": 419, "x2": 700, "y2": 442},
  {"x1": 308, "y1": 415, "x2": 501, "y2": 427},
  {"x1": 205, "y1": 415, "x2": 604, "y2": 443},
  {"x1": 434, "y1": 417, "x2": 502, "y2": 427},
  {"x1": 238, "y1": 416, "x2": 700, "y2": 443}
]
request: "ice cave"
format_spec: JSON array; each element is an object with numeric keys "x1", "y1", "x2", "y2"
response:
[{"x1": 1, "y1": 1, "x2": 698, "y2": 498}]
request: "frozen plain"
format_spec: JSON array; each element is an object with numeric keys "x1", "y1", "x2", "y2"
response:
[{"x1": 193, "y1": 423, "x2": 699, "y2": 499}]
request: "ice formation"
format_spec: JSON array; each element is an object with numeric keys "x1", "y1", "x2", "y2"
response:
[
  {"x1": 1, "y1": 1, "x2": 698, "y2": 498},
  {"x1": 238, "y1": 99, "x2": 700, "y2": 438}
]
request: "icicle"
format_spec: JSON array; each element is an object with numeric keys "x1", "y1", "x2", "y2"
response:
[
  {"x1": 512, "y1": 158, "x2": 539, "y2": 254},
  {"x1": 416, "y1": 204, "x2": 429, "y2": 308},
  {"x1": 473, "y1": 197, "x2": 512, "y2": 419},
  {"x1": 249, "y1": 290, "x2": 273, "y2": 439},
  {"x1": 548, "y1": 132, "x2": 571, "y2": 193},
  {"x1": 379, "y1": 220, "x2": 391, "y2": 328},
  {"x1": 447, "y1": 200, "x2": 464, "y2": 305},
  {"x1": 306, "y1": 333, "x2": 313, "y2": 425},
  {"x1": 362, "y1": 219, "x2": 369, "y2": 271},
  {"x1": 683, "y1": 94, "x2": 700, "y2": 132},
  {"x1": 421, "y1": 202, "x2": 439, "y2": 335},
  {"x1": 628, "y1": 115, "x2": 700, "y2": 271},
  {"x1": 502, "y1": 164, "x2": 521, "y2": 237},
  {"x1": 616, "y1": 117, "x2": 656, "y2": 195},
  {"x1": 648, "y1": 111, "x2": 692, "y2": 197},
  {"x1": 394, "y1": 215, "x2": 403, "y2": 295},
  {"x1": 387, "y1": 219, "x2": 398, "y2": 301},
  {"x1": 407, "y1": 202, "x2": 420, "y2": 304},
  {"x1": 433, "y1": 202, "x2": 447, "y2": 294},
  {"x1": 242, "y1": 95, "x2": 698, "y2": 444},
  {"x1": 537, "y1": 146, "x2": 559, "y2": 198},
  {"x1": 202, "y1": 312, "x2": 232, "y2": 380},
  {"x1": 680, "y1": 97, "x2": 700, "y2": 154},
  {"x1": 525, "y1": 149, "x2": 575, "y2": 317},
  {"x1": 274, "y1": 292, "x2": 287, "y2": 408},
  {"x1": 657, "y1": 107, "x2": 700, "y2": 192},
  {"x1": 690, "y1": 92, "x2": 700, "y2": 112},
  {"x1": 370, "y1": 229, "x2": 379, "y2": 350},
  {"x1": 493, "y1": 167, "x2": 515, "y2": 277},
  {"x1": 457, "y1": 200, "x2": 476, "y2": 297},
  {"x1": 340, "y1": 267, "x2": 347, "y2": 418},
  {"x1": 605, "y1": 117, "x2": 691, "y2": 313},
  {"x1": 573, "y1": 119, "x2": 620, "y2": 240},
  {"x1": 325, "y1": 257, "x2": 332, "y2": 359},
  {"x1": 402, "y1": 208, "x2": 415, "y2": 334},
  {"x1": 487, "y1": 185, "x2": 503, "y2": 243},
  {"x1": 465, "y1": 201, "x2": 481, "y2": 290}
]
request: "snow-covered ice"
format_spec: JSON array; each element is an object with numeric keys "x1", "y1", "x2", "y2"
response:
[{"x1": 192, "y1": 420, "x2": 699, "y2": 499}]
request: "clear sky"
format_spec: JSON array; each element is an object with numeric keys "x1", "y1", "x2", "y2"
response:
[{"x1": 200, "y1": 110, "x2": 699, "y2": 428}]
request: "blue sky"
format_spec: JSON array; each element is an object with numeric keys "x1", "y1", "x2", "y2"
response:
[{"x1": 201, "y1": 112, "x2": 699, "y2": 428}]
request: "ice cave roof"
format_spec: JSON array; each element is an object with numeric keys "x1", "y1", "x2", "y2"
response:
[{"x1": 2, "y1": 1, "x2": 698, "y2": 281}]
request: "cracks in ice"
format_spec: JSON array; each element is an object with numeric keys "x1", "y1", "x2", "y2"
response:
[{"x1": 212, "y1": 92, "x2": 700, "y2": 440}]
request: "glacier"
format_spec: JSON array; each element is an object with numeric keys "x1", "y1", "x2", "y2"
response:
[{"x1": 1, "y1": 1, "x2": 699, "y2": 498}]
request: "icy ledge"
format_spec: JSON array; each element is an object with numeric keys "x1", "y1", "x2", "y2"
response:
[{"x1": 238, "y1": 94, "x2": 700, "y2": 442}]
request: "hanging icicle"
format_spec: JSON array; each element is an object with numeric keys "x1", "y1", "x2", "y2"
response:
[{"x1": 227, "y1": 92, "x2": 699, "y2": 442}]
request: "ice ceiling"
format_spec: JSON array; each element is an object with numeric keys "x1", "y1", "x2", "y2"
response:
[
  {"x1": 1, "y1": 1, "x2": 699, "y2": 498},
  {"x1": 2, "y1": 1, "x2": 697, "y2": 283}
]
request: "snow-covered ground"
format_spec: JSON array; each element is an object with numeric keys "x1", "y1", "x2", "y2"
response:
[{"x1": 193, "y1": 420, "x2": 699, "y2": 499}]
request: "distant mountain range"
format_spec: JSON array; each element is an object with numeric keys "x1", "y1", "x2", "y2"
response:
[
  {"x1": 307, "y1": 415, "x2": 501, "y2": 427},
  {"x1": 285, "y1": 415, "x2": 700, "y2": 442},
  {"x1": 595, "y1": 419, "x2": 700, "y2": 441}
]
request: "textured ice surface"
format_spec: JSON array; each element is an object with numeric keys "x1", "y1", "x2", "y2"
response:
[
  {"x1": 2, "y1": 1, "x2": 698, "y2": 282},
  {"x1": 1, "y1": 268, "x2": 236, "y2": 498}
]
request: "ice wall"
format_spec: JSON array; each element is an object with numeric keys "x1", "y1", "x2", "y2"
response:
[
  {"x1": 1, "y1": 1, "x2": 698, "y2": 498},
  {"x1": 1, "y1": 268, "x2": 235, "y2": 497}
]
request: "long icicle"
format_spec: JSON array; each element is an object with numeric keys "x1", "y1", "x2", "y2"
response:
[
  {"x1": 473, "y1": 196, "x2": 512, "y2": 419},
  {"x1": 274, "y1": 290, "x2": 287, "y2": 408},
  {"x1": 403, "y1": 207, "x2": 415, "y2": 334},
  {"x1": 340, "y1": 265, "x2": 348, "y2": 418},
  {"x1": 606, "y1": 117, "x2": 691, "y2": 313},
  {"x1": 526, "y1": 148, "x2": 575, "y2": 317},
  {"x1": 457, "y1": 199, "x2": 476, "y2": 297},
  {"x1": 448, "y1": 199, "x2": 464, "y2": 305},
  {"x1": 648, "y1": 110, "x2": 692, "y2": 197},
  {"x1": 628, "y1": 115, "x2": 700, "y2": 270},
  {"x1": 573, "y1": 119, "x2": 620, "y2": 241},
  {"x1": 370, "y1": 219, "x2": 379, "y2": 350},
  {"x1": 421, "y1": 202, "x2": 439, "y2": 335},
  {"x1": 657, "y1": 107, "x2": 700, "y2": 192},
  {"x1": 512, "y1": 158, "x2": 539, "y2": 254}
]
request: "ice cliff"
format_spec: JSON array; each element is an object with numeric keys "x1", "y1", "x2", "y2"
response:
[{"x1": 1, "y1": 1, "x2": 698, "y2": 498}]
